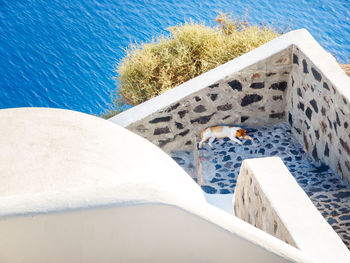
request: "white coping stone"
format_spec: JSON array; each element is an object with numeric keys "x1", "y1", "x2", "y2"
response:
[
  {"x1": 0, "y1": 108, "x2": 317, "y2": 262},
  {"x1": 239, "y1": 157, "x2": 350, "y2": 263},
  {"x1": 108, "y1": 28, "x2": 350, "y2": 127}
]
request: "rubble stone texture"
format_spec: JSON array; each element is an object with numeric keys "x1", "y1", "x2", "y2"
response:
[
  {"x1": 287, "y1": 46, "x2": 350, "y2": 184},
  {"x1": 121, "y1": 44, "x2": 350, "y2": 249},
  {"x1": 127, "y1": 47, "x2": 293, "y2": 154},
  {"x1": 173, "y1": 123, "x2": 350, "y2": 249}
]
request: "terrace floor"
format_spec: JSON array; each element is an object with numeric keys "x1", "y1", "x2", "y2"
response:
[{"x1": 171, "y1": 123, "x2": 350, "y2": 249}]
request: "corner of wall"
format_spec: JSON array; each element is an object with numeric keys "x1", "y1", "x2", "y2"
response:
[{"x1": 286, "y1": 43, "x2": 350, "y2": 183}]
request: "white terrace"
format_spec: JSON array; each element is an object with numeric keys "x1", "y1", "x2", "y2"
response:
[{"x1": 0, "y1": 29, "x2": 349, "y2": 262}]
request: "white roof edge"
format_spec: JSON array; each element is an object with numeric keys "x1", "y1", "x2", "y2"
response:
[
  {"x1": 109, "y1": 29, "x2": 310, "y2": 127},
  {"x1": 0, "y1": 182, "x2": 206, "y2": 219}
]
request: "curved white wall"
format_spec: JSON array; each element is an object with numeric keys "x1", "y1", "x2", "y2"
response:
[
  {"x1": 0, "y1": 107, "x2": 204, "y2": 217},
  {"x1": 0, "y1": 204, "x2": 317, "y2": 263}
]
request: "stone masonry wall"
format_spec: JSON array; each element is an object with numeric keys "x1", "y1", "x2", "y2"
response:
[
  {"x1": 126, "y1": 47, "x2": 293, "y2": 153},
  {"x1": 234, "y1": 159, "x2": 297, "y2": 247},
  {"x1": 234, "y1": 157, "x2": 350, "y2": 262},
  {"x1": 287, "y1": 46, "x2": 350, "y2": 183}
]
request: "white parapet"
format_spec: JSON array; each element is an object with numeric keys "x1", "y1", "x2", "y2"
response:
[
  {"x1": 234, "y1": 157, "x2": 350, "y2": 263},
  {"x1": 109, "y1": 28, "x2": 349, "y2": 129}
]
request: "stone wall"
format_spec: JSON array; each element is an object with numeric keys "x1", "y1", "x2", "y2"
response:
[
  {"x1": 234, "y1": 157, "x2": 350, "y2": 263},
  {"x1": 234, "y1": 159, "x2": 297, "y2": 248},
  {"x1": 287, "y1": 46, "x2": 350, "y2": 183},
  {"x1": 110, "y1": 29, "x2": 350, "y2": 184},
  {"x1": 126, "y1": 47, "x2": 293, "y2": 153}
]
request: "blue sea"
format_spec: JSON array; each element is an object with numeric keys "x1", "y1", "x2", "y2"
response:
[{"x1": 1, "y1": 0, "x2": 349, "y2": 115}]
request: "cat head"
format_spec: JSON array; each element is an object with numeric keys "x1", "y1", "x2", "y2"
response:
[
  {"x1": 236, "y1": 128, "x2": 254, "y2": 141},
  {"x1": 235, "y1": 128, "x2": 247, "y2": 138}
]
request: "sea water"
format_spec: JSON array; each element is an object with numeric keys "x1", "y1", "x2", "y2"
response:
[{"x1": 0, "y1": 0, "x2": 349, "y2": 115}]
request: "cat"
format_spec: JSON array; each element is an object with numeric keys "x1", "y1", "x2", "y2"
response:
[{"x1": 198, "y1": 126, "x2": 254, "y2": 149}]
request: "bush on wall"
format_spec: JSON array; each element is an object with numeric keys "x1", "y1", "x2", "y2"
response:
[{"x1": 105, "y1": 14, "x2": 281, "y2": 118}]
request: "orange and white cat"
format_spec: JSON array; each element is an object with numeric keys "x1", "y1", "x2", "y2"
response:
[{"x1": 199, "y1": 126, "x2": 254, "y2": 149}]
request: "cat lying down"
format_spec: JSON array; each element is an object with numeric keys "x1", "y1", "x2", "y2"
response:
[{"x1": 199, "y1": 126, "x2": 254, "y2": 149}]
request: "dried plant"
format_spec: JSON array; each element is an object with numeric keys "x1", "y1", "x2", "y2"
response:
[{"x1": 111, "y1": 13, "x2": 280, "y2": 112}]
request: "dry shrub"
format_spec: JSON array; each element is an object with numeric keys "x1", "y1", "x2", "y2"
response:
[
  {"x1": 339, "y1": 64, "x2": 350, "y2": 77},
  {"x1": 114, "y1": 14, "x2": 280, "y2": 107}
]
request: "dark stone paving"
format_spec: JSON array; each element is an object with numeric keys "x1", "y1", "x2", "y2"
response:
[{"x1": 171, "y1": 123, "x2": 350, "y2": 249}]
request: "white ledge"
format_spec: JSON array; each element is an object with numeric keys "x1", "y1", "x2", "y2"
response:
[{"x1": 108, "y1": 29, "x2": 349, "y2": 127}]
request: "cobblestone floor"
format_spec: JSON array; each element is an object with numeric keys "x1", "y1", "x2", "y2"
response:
[{"x1": 171, "y1": 123, "x2": 350, "y2": 249}]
